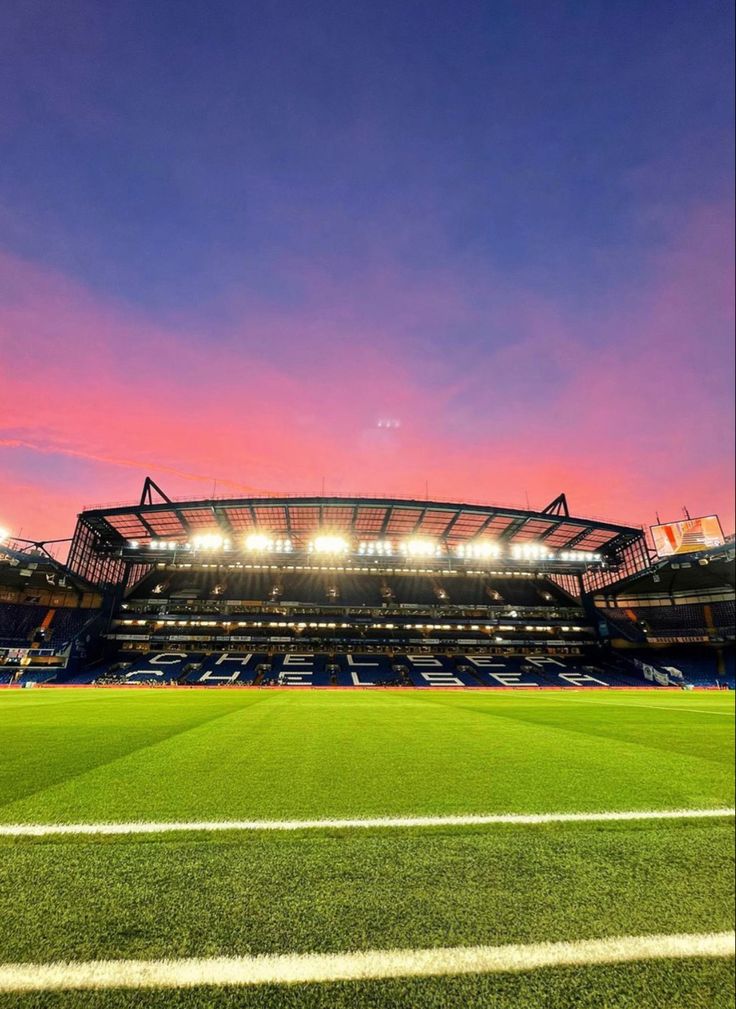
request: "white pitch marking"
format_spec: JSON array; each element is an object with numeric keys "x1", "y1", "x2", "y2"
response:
[
  {"x1": 0, "y1": 931, "x2": 732, "y2": 992},
  {"x1": 553, "y1": 698, "x2": 735, "y2": 716},
  {"x1": 0, "y1": 807, "x2": 733, "y2": 837}
]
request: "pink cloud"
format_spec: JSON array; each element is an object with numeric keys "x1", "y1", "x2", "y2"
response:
[{"x1": 0, "y1": 198, "x2": 733, "y2": 542}]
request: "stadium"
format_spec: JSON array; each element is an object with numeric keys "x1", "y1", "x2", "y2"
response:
[
  {"x1": 2, "y1": 481, "x2": 734, "y2": 689},
  {"x1": 0, "y1": 481, "x2": 733, "y2": 1007}
]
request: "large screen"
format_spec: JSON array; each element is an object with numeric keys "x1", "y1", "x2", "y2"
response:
[{"x1": 650, "y1": 515, "x2": 725, "y2": 557}]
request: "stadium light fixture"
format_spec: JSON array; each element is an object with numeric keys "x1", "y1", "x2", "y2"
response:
[
  {"x1": 400, "y1": 538, "x2": 441, "y2": 558},
  {"x1": 358, "y1": 539, "x2": 393, "y2": 556},
  {"x1": 456, "y1": 540, "x2": 501, "y2": 560},
  {"x1": 244, "y1": 533, "x2": 273, "y2": 552},
  {"x1": 310, "y1": 535, "x2": 349, "y2": 554},
  {"x1": 558, "y1": 549, "x2": 603, "y2": 564},
  {"x1": 510, "y1": 543, "x2": 554, "y2": 561},
  {"x1": 0, "y1": 527, "x2": 8, "y2": 544},
  {"x1": 190, "y1": 533, "x2": 230, "y2": 550}
]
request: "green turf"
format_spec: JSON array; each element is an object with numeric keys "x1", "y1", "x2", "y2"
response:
[
  {"x1": 1, "y1": 960, "x2": 733, "y2": 1009},
  {"x1": 0, "y1": 690, "x2": 733, "y2": 823},
  {"x1": 1, "y1": 820, "x2": 733, "y2": 961},
  {"x1": 0, "y1": 689, "x2": 733, "y2": 1008}
]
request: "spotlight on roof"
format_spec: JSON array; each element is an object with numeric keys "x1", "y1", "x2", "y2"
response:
[
  {"x1": 191, "y1": 533, "x2": 230, "y2": 550},
  {"x1": 401, "y1": 538, "x2": 441, "y2": 558},
  {"x1": 244, "y1": 533, "x2": 274, "y2": 551},
  {"x1": 310, "y1": 535, "x2": 349, "y2": 554},
  {"x1": 456, "y1": 540, "x2": 500, "y2": 560},
  {"x1": 358, "y1": 539, "x2": 393, "y2": 556},
  {"x1": 510, "y1": 543, "x2": 553, "y2": 561}
]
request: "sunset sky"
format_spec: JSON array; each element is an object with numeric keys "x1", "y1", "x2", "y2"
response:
[{"x1": 1, "y1": 0, "x2": 734, "y2": 542}]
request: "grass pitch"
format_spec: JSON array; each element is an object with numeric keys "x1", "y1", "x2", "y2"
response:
[{"x1": 0, "y1": 688, "x2": 733, "y2": 1008}]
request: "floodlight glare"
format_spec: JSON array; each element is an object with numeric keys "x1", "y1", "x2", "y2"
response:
[
  {"x1": 457, "y1": 540, "x2": 500, "y2": 560},
  {"x1": 511, "y1": 542, "x2": 552, "y2": 561},
  {"x1": 0, "y1": 527, "x2": 8, "y2": 544},
  {"x1": 311, "y1": 535, "x2": 349, "y2": 554},
  {"x1": 401, "y1": 538, "x2": 439, "y2": 557},
  {"x1": 358, "y1": 539, "x2": 393, "y2": 556},
  {"x1": 191, "y1": 533, "x2": 229, "y2": 550},
  {"x1": 244, "y1": 533, "x2": 273, "y2": 551}
]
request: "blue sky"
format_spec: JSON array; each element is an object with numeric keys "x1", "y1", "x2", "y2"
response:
[{"x1": 0, "y1": 0, "x2": 733, "y2": 537}]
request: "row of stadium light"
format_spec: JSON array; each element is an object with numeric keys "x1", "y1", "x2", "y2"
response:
[
  {"x1": 121, "y1": 617, "x2": 585, "y2": 631},
  {"x1": 130, "y1": 534, "x2": 602, "y2": 564}
]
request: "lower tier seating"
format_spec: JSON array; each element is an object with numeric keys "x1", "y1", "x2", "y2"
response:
[{"x1": 33, "y1": 650, "x2": 732, "y2": 688}]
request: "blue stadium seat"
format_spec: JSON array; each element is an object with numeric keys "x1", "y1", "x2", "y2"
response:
[
  {"x1": 334, "y1": 653, "x2": 401, "y2": 686},
  {"x1": 268, "y1": 653, "x2": 332, "y2": 685},
  {"x1": 123, "y1": 652, "x2": 198, "y2": 683},
  {"x1": 185, "y1": 652, "x2": 268, "y2": 685},
  {"x1": 394, "y1": 653, "x2": 477, "y2": 687}
]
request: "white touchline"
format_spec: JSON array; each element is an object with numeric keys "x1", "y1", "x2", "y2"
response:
[
  {"x1": 0, "y1": 931, "x2": 732, "y2": 992},
  {"x1": 0, "y1": 807, "x2": 733, "y2": 837},
  {"x1": 554, "y1": 699, "x2": 735, "y2": 715}
]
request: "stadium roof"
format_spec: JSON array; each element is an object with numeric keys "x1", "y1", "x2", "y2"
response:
[{"x1": 75, "y1": 481, "x2": 644, "y2": 559}]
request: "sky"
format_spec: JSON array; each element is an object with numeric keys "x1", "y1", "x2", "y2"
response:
[{"x1": 0, "y1": 0, "x2": 734, "y2": 543}]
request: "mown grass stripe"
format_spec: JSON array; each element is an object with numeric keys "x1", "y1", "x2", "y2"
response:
[
  {"x1": 1, "y1": 807, "x2": 733, "y2": 837},
  {"x1": 0, "y1": 932, "x2": 732, "y2": 992}
]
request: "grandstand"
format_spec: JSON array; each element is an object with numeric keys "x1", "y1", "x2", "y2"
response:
[
  {"x1": 0, "y1": 534, "x2": 104, "y2": 684},
  {"x1": 2, "y1": 482, "x2": 733, "y2": 689},
  {"x1": 592, "y1": 539, "x2": 735, "y2": 687}
]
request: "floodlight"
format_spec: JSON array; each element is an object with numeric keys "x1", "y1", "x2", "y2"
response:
[
  {"x1": 191, "y1": 533, "x2": 229, "y2": 550},
  {"x1": 458, "y1": 540, "x2": 500, "y2": 560},
  {"x1": 244, "y1": 533, "x2": 273, "y2": 551},
  {"x1": 149, "y1": 540, "x2": 180, "y2": 550},
  {"x1": 0, "y1": 527, "x2": 8, "y2": 544},
  {"x1": 511, "y1": 542, "x2": 552, "y2": 561},
  {"x1": 358, "y1": 539, "x2": 393, "y2": 556},
  {"x1": 310, "y1": 535, "x2": 349, "y2": 554},
  {"x1": 401, "y1": 538, "x2": 439, "y2": 557}
]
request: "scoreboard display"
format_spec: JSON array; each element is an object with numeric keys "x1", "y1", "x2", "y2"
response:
[{"x1": 650, "y1": 515, "x2": 725, "y2": 557}]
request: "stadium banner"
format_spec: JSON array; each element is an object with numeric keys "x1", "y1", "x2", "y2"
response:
[{"x1": 650, "y1": 515, "x2": 725, "y2": 557}]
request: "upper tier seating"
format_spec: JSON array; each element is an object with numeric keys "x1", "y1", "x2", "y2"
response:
[
  {"x1": 710, "y1": 600, "x2": 735, "y2": 636},
  {"x1": 127, "y1": 569, "x2": 577, "y2": 611},
  {"x1": 0, "y1": 604, "x2": 47, "y2": 645},
  {"x1": 635, "y1": 604, "x2": 708, "y2": 635},
  {"x1": 46, "y1": 608, "x2": 97, "y2": 645}
]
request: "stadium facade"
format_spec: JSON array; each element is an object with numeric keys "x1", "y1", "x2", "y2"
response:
[{"x1": 1, "y1": 481, "x2": 734, "y2": 688}]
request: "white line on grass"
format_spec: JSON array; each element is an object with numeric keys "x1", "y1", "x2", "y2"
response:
[
  {"x1": 1, "y1": 807, "x2": 733, "y2": 837},
  {"x1": 0, "y1": 931, "x2": 732, "y2": 992},
  {"x1": 553, "y1": 699, "x2": 735, "y2": 716}
]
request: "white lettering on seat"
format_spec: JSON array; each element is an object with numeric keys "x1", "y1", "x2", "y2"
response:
[{"x1": 488, "y1": 673, "x2": 536, "y2": 687}]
